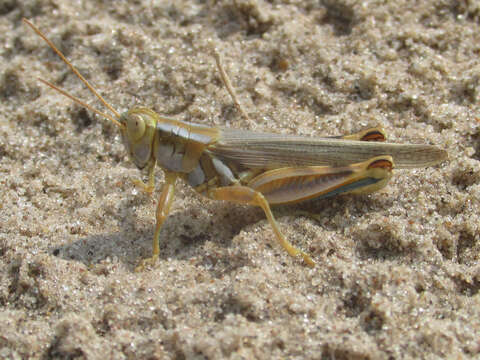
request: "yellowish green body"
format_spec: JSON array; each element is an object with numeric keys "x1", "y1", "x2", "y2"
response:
[
  {"x1": 121, "y1": 107, "x2": 445, "y2": 268},
  {"x1": 24, "y1": 19, "x2": 447, "y2": 269}
]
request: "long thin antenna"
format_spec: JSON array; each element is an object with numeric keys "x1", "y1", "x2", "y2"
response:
[
  {"x1": 23, "y1": 18, "x2": 123, "y2": 127},
  {"x1": 38, "y1": 78, "x2": 123, "y2": 128}
]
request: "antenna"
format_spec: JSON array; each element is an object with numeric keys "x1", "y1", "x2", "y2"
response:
[{"x1": 23, "y1": 18, "x2": 125, "y2": 129}]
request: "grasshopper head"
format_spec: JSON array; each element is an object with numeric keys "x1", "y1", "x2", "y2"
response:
[
  {"x1": 120, "y1": 107, "x2": 157, "y2": 169},
  {"x1": 22, "y1": 19, "x2": 157, "y2": 170}
]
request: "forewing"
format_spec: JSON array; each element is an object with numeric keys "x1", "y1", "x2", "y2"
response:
[{"x1": 209, "y1": 128, "x2": 447, "y2": 169}]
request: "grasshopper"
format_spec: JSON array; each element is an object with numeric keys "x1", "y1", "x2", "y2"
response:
[{"x1": 24, "y1": 19, "x2": 447, "y2": 269}]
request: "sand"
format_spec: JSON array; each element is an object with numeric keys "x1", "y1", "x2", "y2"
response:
[{"x1": 1, "y1": 0, "x2": 479, "y2": 358}]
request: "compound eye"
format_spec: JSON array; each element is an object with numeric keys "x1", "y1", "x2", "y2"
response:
[{"x1": 126, "y1": 114, "x2": 146, "y2": 141}]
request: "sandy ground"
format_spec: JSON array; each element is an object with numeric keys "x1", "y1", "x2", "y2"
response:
[{"x1": 1, "y1": 0, "x2": 480, "y2": 359}]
